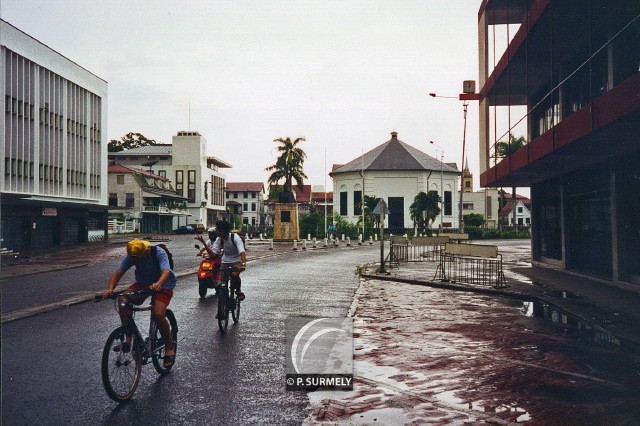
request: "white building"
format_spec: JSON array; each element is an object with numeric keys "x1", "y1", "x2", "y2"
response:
[
  {"x1": 225, "y1": 182, "x2": 266, "y2": 229},
  {"x1": 107, "y1": 163, "x2": 188, "y2": 233},
  {"x1": 1, "y1": 20, "x2": 108, "y2": 252},
  {"x1": 330, "y1": 132, "x2": 461, "y2": 232},
  {"x1": 108, "y1": 131, "x2": 231, "y2": 229}
]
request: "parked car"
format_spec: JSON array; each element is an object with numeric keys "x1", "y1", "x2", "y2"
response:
[
  {"x1": 175, "y1": 225, "x2": 196, "y2": 234},
  {"x1": 187, "y1": 223, "x2": 205, "y2": 233}
]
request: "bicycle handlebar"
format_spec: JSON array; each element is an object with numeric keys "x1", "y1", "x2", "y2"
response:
[{"x1": 94, "y1": 288, "x2": 154, "y2": 302}]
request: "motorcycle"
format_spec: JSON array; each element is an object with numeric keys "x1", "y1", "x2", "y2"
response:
[{"x1": 195, "y1": 244, "x2": 221, "y2": 299}]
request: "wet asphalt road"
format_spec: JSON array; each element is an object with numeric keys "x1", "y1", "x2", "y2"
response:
[{"x1": 1, "y1": 242, "x2": 378, "y2": 424}]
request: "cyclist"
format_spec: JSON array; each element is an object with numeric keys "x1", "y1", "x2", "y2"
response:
[
  {"x1": 103, "y1": 238, "x2": 177, "y2": 368},
  {"x1": 195, "y1": 220, "x2": 246, "y2": 309}
]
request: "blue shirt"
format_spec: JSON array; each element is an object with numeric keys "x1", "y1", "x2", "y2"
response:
[{"x1": 118, "y1": 247, "x2": 177, "y2": 289}]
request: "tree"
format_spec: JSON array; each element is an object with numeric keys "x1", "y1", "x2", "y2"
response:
[
  {"x1": 495, "y1": 134, "x2": 527, "y2": 228},
  {"x1": 495, "y1": 133, "x2": 527, "y2": 157},
  {"x1": 363, "y1": 195, "x2": 381, "y2": 228},
  {"x1": 265, "y1": 137, "x2": 308, "y2": 202},
  {"x1": 108, "y1": 132, "x2": 159, "y2": 152},
  {"x1": 464, "y1": 213, "x2": 484, "y2": 227},
  {"x1": 410, "y1": 191, "x2": 441, "y2": 235}
]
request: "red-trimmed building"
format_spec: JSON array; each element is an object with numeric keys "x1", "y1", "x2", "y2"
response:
[{"x1": 477, "y1": 1, "x2": 640, "y2": 287}]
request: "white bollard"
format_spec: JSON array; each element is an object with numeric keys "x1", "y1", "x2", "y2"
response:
[
  {"x1": 346, "y1": 237, "x2": 351, "y2": 246},
  {"x1": 312, "y1": 238, "x2": 317, "y2": 248},
  {"x1": 358, "y1": 234, "x2": 363, "y2": 245},
  {"x1": 302, "y1": 239, "x2": 307, "y2": 250},
  {"x1": 269, "y1": 238, "x2": 274, "y2": 250},
  {"x1": 369, "y1": 236, "x2": 373, "y2": 245},
  {"x1": 307, "y1": 233, "x2": 311, "y2": 240},
  {"x1": 293, "y1": 240, "x2": 298, "y2": 251},
  {"x1": 341, "y1": 234, "x2": 345, "y2": 241},
  {"x1": 324, "y1": 238, "x2": 328, "y2": 247}
]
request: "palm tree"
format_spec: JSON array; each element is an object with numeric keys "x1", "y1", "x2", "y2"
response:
[
  {"x1": 495, "y1": 134, "x2": 527, "y2": 227},
  {"x1": 495, "y1": 133, "x2": 527, "y2": 157},
  {"x1": 265, "y1": 137, "x2": 308, "y2": 202},
  {"x1": 410, "y1": 191, "x2": 441, "y2": 235}
]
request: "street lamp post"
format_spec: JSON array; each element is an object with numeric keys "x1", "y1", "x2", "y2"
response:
[
  {"x1": 429, "y1": 90, "x2": 477, "y2": 232},
  {"x1": 429, "y1": 141, "x2": 444, "y2": 233}
]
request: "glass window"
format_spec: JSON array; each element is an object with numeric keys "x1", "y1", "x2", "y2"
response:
[
  {"x1": 116, "y1": 175, "x2": 124, "y2": 184},
  {"x1": 251, "y1": 203, "x2": 256, "y2": 211},
  {"x1": 354, "y1": 191, "x2": 362, "y2": 215},
  {"x1": 108, "y1": 193, "x2": 118, "y2": 206},
  {"x1": 340, "y1": 192, "x2": 348, "y2": 216},
  {"x1": 126, "y1": 193, "x2": 134, "y2": 208},
  {"x1": 444, "y1": 191, "x2": 452, "y2": 216}
]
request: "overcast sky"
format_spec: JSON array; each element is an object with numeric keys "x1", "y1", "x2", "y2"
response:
[{"x1": 2, "y1": 0, "x2": 483, "y2": 191}]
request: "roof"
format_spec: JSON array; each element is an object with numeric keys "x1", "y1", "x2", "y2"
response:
[
  {"x1": 311, "y1": 191, "x2": 333, "y2": 200},
  {"x1": 226, "y1": 182, "x2": 265, "y2": 193},
  {"x1": 108, "y1": 144, "x2": 173, "y2": 156},
  {"x1": 499, "y1": 200, "x2": 531, "y2": 217},
  {"x1": 329, "y1": 132, "x2": 460, "y2": 176},
  {"x1": 267, "y1": 184, "x2": 312, "y2": 203},
  {"x1": 108, "y1": 163, "x2": 169, "y2": 181}
]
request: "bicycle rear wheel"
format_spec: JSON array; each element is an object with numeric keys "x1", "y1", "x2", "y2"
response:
[
  {"x1": 217, "y1": 286, "x2": 229, "y2": 334},
  {"x1": 101, "y1": 326, "x2": 141, "y2": 402},
  {"x1": 151, "y1": 309, "x2": 178, "y2": 374}
]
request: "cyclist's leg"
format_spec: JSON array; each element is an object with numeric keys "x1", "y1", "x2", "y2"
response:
[
  {"x1": 115, "y1": 284, "x2": 146, "y2": 351},
  {"x1": 151, "y1": 291, "x2": 175, "y2": 357}
]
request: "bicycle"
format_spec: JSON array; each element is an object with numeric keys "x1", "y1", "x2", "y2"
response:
[
  {"x1": 215, "y1": 266, "x2": 241, "y2": 334},
  {"x1": 95, "y1": 289, "x2": 178, "y2": 402}
]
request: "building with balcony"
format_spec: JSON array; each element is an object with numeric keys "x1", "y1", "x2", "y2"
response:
[
  {"x1": 107, "y1": 163, "x2": 188, "y2": 233},
  {"x1": 477, "y1": 1, "x2": 640, "y2": 286},
  {"x1": 330, "y1": 131, "x2": 461, "y2": 233},
  {"x1": 225, "y1": 182, "x2": 266, "y2": 230},
  {"x1": 108, "y1": 131, "x2": 231, "y2": 229},
  {"x1": 1, "y1": 20, "x2": 108, "y2": 252}
]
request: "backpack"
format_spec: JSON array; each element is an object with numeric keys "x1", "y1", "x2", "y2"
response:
[{"x1": 151, "y1": 244, "x2": 174, "y2": 271}]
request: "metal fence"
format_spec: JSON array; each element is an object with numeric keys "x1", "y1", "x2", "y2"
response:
[{"x1": 434, "y1": 243, "x2": 507, "y2": 289}]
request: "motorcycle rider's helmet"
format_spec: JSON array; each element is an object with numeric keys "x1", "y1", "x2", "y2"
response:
[{"x1": 208, "y1": 227, "x2": 216, "y2": 241}]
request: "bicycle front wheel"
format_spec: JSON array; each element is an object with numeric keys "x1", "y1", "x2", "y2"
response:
[
  {"x1": 151, "y1": 309, "x2": 178, "y2": 374},
  {"x1": 217, "y1": 287, "x2": 229, "y2": 334},
  {"x1": 231, "y1": 291, "x2": 240, "y2": 323},
  {"x1": 101, "y1": 326, "x2": 142, "y2": 402}
]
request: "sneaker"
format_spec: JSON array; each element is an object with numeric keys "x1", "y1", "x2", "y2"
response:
[{"x1": 237, "y1": 291, "x2": 245, "y2": 301}]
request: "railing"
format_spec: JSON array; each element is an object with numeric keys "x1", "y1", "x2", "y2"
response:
[
  {"x1": 390, "y1": 236, "x2": 450, "y2": 262},
  {"x1": 434, "y1": 243, "x2": 507, "y2": 289}
]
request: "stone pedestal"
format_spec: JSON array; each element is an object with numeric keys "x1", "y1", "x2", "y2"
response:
[{"x1": 273, "y1": 203, "x2": 299, "y2": 241}]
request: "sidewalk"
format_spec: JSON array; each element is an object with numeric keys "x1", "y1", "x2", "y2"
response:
[{"x1": 360, "y1": 246, "x2": 640, "y2": 345}]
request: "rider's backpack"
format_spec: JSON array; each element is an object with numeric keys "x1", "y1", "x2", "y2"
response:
[{"x1": 152, "y1": 244, "x2": 174, "y2": 271}]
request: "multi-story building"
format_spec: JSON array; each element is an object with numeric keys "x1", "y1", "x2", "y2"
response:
[
  {"x1": 225, "y1": 182, "x2": 265, "y2": 229},
  {"x1": 1, "y1": 20, "x2": 108, "y2": 252},
  {"x1": 107, "y1": 163, "x2": 188, "y2": 233},
  {"x1": 477, "y1": 1, "x2": 640, "y2": 287},
  {"x1": 330, "y1": 132, "x2": 461, "y2": 233},
  {"x1": 108, "y1": 131, "x2": 231, "y2": 229}
]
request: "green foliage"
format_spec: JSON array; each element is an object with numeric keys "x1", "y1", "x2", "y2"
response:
[
  {"x1": 332, "y1": 213, "x2": 360, "y2": 238},
  {"x1": 495, "y1": 134, "x2": 527, "y2": 157},
  {"x1": 409, "y1": 191, "x2": 441, "y2": 234},
  {"x1": 464, "y1": 213, "x2": 484, "y2": 227},
  {"x1": 299, "y1": 212, "x2": 325, "y2": 239},
  {"x1": 108, "y1": 132, "x2": 159, "y2": 152},
  {"x1": 464, "y1": 225, "x2": 483, "y2": 239},
  {"x1": 265, "y1": 137, "x2": 308, "y2": 196},
  {"x1": 229, "y1": 214, "x2": 242, "y2": 230}
]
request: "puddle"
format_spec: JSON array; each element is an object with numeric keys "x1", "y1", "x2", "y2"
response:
[{"x1": 520, "y1": 299, "x2": 640, "y2": 384}]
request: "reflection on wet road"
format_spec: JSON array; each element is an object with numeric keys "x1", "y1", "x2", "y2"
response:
[{"x1": 305, "y1": 278, "x2": 640, "y2": 424}]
